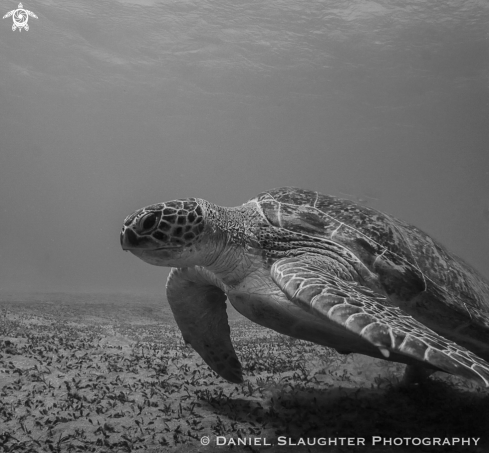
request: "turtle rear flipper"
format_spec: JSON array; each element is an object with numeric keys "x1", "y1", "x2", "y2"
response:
[
  {"x1": 271, "y1": 255, "x2": 489, "y2": 387},
  {"x1": 166, "y1": 266, "x2": 243, "y2": 383}
]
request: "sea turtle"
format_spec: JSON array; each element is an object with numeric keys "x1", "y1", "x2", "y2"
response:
[
  {"x1": 3, "y1": 3, "x2": 37, "y2": 32},
  {"x1": 120, "y1": 187, "x2": 489, "y2": 387}
]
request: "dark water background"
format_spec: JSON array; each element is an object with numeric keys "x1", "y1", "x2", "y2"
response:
[{"x1": 0, "y1": 0, "x2": 488, "y2": 295}]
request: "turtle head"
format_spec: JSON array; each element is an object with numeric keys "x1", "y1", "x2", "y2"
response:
[{"x1": 120, "y1": 198, "x2": 210, "y2": 267}]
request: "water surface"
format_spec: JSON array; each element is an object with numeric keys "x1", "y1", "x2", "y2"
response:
[{"x1": 0, "y1": 0, "x2": 488, "y2": 293}]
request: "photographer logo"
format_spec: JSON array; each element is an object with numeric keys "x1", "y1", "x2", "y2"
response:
[{"x1": 3, "y1": 3, "x2": 38, "y2": 32}]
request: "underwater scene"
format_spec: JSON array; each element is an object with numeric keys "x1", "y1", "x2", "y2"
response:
[{"x1": 1, "y1": 1, "x2": 489, "y2": 451}]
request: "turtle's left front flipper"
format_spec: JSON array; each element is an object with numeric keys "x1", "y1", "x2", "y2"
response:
[
  {"x1": 271, "y1": 255, "x2": 489, "y2": 387},
  {"x1": 166, "y1": 267, "x2": 243, "y2": 383}
]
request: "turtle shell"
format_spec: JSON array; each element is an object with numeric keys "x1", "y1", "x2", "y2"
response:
[{"x1": 250, "y1": 187, "x2": 489, "y2": 336}]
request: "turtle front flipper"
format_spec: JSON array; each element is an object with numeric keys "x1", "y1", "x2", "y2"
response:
[
  {"x1": 271, "y1": 255, "x2": 489, "y2": 387},
  {"x1": 166, "y1": 267, "x2": 243, "y2": 383}
]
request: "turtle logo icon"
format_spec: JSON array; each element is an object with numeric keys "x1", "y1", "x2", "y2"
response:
[{"x1": 3, "y1": 3, "x2": 38, "y2": 31}]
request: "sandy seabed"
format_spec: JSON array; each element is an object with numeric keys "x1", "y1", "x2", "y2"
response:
[{"x1": 0, "y1": 292, "x2": 488, "y2": 453}]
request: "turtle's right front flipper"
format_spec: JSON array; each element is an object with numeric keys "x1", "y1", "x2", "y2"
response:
[
  {"x1": 271, "y1": 255, "x2": 489, "y2": 387},
  {"x1": 166, "y1": 267, "x2": 243, "y2": 383}
]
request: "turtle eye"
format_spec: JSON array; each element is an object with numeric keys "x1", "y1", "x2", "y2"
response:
[{"x1": 138, "y1": 212, "x2": 158, "y2": 234}]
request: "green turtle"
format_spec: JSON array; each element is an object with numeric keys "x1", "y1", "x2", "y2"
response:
[{"x1": 120, "y1": 187, "x2": 489, "y2": 387}]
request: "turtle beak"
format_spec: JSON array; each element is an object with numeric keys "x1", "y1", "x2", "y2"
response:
[
  {"x1": 120, "y1": 229, "x2": 126, "y2": 250},
  {"x1": 120, "y1": 227, "x2": 141, "y2": 251},
  {"x1": 120, "y1": 226, "x2": 183, "y2": 253}
]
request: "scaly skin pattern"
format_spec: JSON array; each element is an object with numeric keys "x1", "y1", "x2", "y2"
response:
[
  {"x1": 121, "y1": 198, "x2": 207, "y2": 249},
  {"x1": 272, "y1": 255, "x2": 489, "y2": 386},
  {"x1": 121, "y1": 187, "x2": 489, "y2": 387},
  {"x1": 252, "y1": 188, "x2": 489, "y2": 361}
]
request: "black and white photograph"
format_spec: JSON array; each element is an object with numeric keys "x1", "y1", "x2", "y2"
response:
[{"x1": 1, "y1": 1, "x2": 488, "y2": 452}]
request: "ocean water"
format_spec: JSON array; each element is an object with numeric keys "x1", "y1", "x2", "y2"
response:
[{"x1": 0, "y1": 0, "x2": 488, "y2": 294}]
